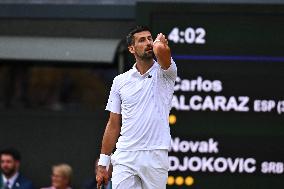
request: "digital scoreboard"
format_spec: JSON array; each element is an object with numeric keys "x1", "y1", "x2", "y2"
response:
[{"x1": 137, "y1": 3, "x2": 284, "y2": 189}]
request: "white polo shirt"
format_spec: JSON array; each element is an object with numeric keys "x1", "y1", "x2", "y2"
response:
[{"x1": 106, "y1": 58, "x2": 177, "y2": 151}]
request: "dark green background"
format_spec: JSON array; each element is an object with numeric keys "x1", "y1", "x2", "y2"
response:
[{"x1": 138, "y1": 2, "x2": 284, "y2": 188}]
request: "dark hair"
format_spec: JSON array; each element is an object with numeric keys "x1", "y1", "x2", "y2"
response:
[
  {"x1": 126, "y1": 25, "x2": 152, "y2": 47},
  {"x1": 0, "y1": 147, "x2": 21, "y2": 161}
]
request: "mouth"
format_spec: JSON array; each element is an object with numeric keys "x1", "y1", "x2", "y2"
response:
[{"x1": 145, "y1": 48, "x2": 153, "y2": 52}]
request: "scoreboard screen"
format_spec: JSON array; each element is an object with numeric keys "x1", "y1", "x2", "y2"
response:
[{"x1": 137, "y1": 3, "x2": 284, "y2": 189}]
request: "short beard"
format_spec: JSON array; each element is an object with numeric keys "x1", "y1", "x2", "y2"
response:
[
  {"x1": 1, "y1": 168, "x2": 16, "y2": 178},
  {"x1": 138, "y1": 51, "x2": 154, "y2": 60}
]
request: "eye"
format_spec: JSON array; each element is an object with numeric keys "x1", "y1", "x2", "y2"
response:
[{"x1": 139, "y1": 38, "x2": 145, "y2": 42}]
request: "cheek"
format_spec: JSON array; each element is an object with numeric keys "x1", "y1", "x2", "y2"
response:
[
  {"x1": 52, "y1": 177, "x2": 56, "y2": 183},
  {"x1": 63, "y1": 179, "x2": 69, "y2": 185},
  {"x1": 52, "y1": 177, "x2": 60, "y2": 183},
  {"x1": 1, "y1": 162, "x2": 12, "y2": 168},
  {"x1": 135, "y1": 45, "x2": 145, "y2": 53}
]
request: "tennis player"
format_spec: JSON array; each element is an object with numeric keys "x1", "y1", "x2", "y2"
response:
[{"x1": 96, "y1": 25, "x2": 177, "y2": 189}]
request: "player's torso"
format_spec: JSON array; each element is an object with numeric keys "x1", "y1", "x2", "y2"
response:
[
  {"x1": 115, "y1": 63, "x2": 174, "y2": 150},
  {"x1": 120, "y1": 71, "x2": 155, "y2": 112}
]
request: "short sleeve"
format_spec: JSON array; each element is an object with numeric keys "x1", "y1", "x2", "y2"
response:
[
  {"x1": 159, "y1": 57, "x2": 177, "y2": 81},
  {"x1": 105, "y1": 77, "x2": 121, "y2": 114}
]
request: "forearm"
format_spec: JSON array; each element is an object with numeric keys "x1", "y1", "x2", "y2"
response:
[
  {"x1": 153, "y1": 34, "x2": 171, "y2": 69},
  {"x1": 100, "y1": 121, "x2": 120, "y2": 155},
  {"x1": 97, "y1": 116, "x2": 120, "y2": 186}
]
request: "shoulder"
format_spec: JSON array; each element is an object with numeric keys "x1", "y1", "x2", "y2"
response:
[
  {"x1": 114, "y1": 69, "x2": 133, "y2": 81},
  {"x1": 112, "y1": 68, "x2": 134, "y2": 86},
  {"x1": 16, "y1": 175, "x2": 34, "y2": 189}
]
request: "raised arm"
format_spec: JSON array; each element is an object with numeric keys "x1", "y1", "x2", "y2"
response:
[
  {"x1": 153, "y1": 33, "x2": 171, "y2": 70},
  {"x1": 96, "y1": 112, "x2": 121, "y2": 188}
]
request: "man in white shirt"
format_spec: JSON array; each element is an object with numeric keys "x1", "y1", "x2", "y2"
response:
[{"x1": 96, "y1": 26, "x2": 177, "y2": 189}]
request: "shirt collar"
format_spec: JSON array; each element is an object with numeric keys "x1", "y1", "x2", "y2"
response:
[
  {"x1": 51, "y1": 187, "x2": 72, "y2": 189},
  {"x1": 2, "y1": 172, "x2": 19, "y2": 188},
  {"x1": 132, "y1": 60, "x2": 157, "y2": 77}
]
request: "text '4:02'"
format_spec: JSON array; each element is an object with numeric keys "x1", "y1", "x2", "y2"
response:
[{"x1": 168, "y1": 27, "x2": 206, "y2": 44}]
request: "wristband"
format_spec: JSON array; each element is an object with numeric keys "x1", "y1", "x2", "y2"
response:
[{"x1": 98, "y1": 154, "x2": 110, "y2": 167}]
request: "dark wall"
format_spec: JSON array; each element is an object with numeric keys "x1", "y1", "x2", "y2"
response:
[
  {"x1": 0, "y1": 110, "x2": 108, "y2": 189},
  {"x1": 0, "y1": 19, "x2": 134, "y2": 39}
]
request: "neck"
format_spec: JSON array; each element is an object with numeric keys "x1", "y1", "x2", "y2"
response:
[
  {"x1": 135, "y1": 58, "x2": 154, "y2": 75},
  {"x1": 55, "y1": 186, "x2": 69, "y2": 189},
  {"x1": 3, "y1": 172, "x2": 18, "y2": 180}
]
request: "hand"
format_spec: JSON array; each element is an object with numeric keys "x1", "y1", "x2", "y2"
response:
[
  {"x1": 153, "y1": 33, "x2": 171, "y2": 69},
  {"x1": 96, "y1": 166, "x2": 109, "y2": 188},
  {"x1": 154, "y1": 33, "x2": 168, "y2": 46}
]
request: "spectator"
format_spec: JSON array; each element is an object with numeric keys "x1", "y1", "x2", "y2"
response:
[
  {"x1": 0, "y1": 147, "x2": 35, "y2": 189},
  {"x1": 41, "y1": 164, "x2": 72, "y2": 189}
]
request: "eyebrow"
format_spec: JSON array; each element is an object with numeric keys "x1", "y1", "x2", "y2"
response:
[{"x1": 138, "y1": 35, "x2": 152, "y2": 40}]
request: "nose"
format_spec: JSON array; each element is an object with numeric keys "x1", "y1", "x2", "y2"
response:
[{"x1": 146, "y1": 38, "x2": 152, "y2": 45}]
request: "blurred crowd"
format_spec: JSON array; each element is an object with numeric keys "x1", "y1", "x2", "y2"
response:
[
  {"x1": 0, "y1": 65, "x2": 111, "y2": 111},
  {"x1": 0, "y1": 148, "x2": 112, "y2": 189}
]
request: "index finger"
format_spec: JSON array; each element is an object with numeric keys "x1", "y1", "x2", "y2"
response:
[
  {"x1": 156, "y1": 33, "x2": 163, "y2": 39},
  {"x1": 97, "y1": 184, "x2": 103, "y2": 189},
  {"x1": 96, "y1": 177, "x2": 102, "y2": 188}
]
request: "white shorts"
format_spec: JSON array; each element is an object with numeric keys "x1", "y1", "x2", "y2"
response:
[{"x1": 111, "y1": 149, "x2": 169, "y2": 189}]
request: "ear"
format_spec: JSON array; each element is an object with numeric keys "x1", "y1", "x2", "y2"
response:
[
  {"x1": 128, "y1": 45, "x2": 135, "y2": 54},
  {"x1": 15, "y1": 161, "x2": 20, "y2": 169}
]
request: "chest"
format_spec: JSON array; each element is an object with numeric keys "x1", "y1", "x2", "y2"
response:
[{"x1": 120, "y1": 74, "x2": 156, "y2": 105}]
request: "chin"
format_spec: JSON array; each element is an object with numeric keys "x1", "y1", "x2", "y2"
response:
[
  {"x1": 143, "y1": 53, "x2": 154, "y2": 60},
  {"x1": 143, "y1": 56, "x2": 153, "y2": 61},
  {"x1": 52, "y1": 183, "x2": 60, "y2": 188}
]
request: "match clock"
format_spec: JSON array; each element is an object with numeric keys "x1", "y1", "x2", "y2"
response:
[{"x1": 168, "y1": 27, "x2": 206, "y2": 44}]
